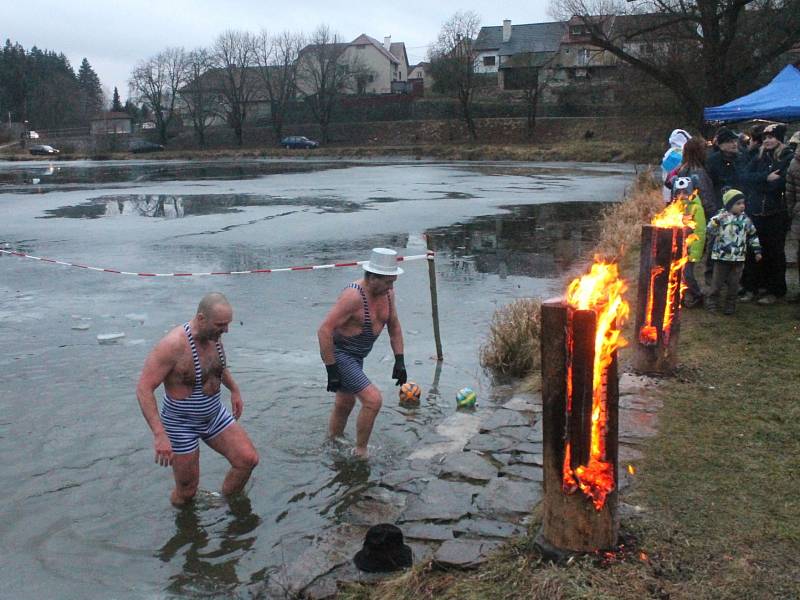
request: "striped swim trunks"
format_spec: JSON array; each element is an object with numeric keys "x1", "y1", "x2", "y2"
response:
[{"x1": 160, "y1": 323, "x2": 235, "y2": 454}]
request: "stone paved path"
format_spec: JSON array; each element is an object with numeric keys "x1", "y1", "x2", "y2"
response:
[{"x1": 258, "y1": 372, "x2": 660, "y2": 599}]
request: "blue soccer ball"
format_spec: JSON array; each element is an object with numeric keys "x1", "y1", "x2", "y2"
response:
[{"x1": 456, "y1": 387, "x2": 477, "y2": 408}]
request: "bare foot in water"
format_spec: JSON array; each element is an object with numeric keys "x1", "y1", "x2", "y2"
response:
[{"x1": 352, "y1": 446, "x2": 369, "y2": 459}]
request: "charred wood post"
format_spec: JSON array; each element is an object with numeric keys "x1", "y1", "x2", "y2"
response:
[
  {"x1": 536, "y1": 300, "x2": 619, "y2": 557},
  {"x1": 633, "y1": 225, "x2": 686, "y2": 374}
]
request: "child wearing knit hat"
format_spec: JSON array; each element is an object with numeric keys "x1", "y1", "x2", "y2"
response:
[{"x1": 706, "y1": 189, "x2": 762, "y2": 315}]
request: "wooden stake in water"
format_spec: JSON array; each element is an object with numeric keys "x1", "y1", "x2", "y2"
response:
[{"x1": 426, "y1": 235, "x2": 443, "y2": 361}]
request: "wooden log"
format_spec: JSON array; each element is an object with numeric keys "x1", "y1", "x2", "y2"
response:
[
  {"x1": 539, "y1": 300, "x2": 619, "y2": 554},
  {"x1": 633, "y1": 225, "x2": 685, "y2": 374},
  {"x1": 569, "y1": 309, "x2": 596, "y2": 469},
  {"x1": 426, "y1": 235, "x2": 444, "y2": 361}
]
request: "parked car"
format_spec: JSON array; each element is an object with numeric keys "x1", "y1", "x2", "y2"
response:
[
  {"x1": 129, "y1": 140, "x2": 165, "y2": 154},
  {"x1": 280, "y1": 135, "x2": 319, "y2": 149},
  {"x1": 29, "y1": 144, "x2": 59, "y2": 156},
  {"x1": 25, "y1": 131, "x2": 40, "y2": 139}
]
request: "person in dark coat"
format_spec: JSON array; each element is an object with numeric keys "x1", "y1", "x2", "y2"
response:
[
  {"x1": 704, "y1": 127, "x2": 744, "y2": 283},
  {"x1": 739, "y1": 123, "x2": 794, "y2": 304}
]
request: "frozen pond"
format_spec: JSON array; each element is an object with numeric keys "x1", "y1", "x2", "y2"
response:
[{"x1": 0, "y1": 158, "x2": 634, "y2": 598}]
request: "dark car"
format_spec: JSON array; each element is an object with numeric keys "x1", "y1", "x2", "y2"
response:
[
  {"x1": 280, "y1": 135, "x2": 319, "y2": 149},
  {"x1": 29, "y1": 144, "x2": 59, "y2": 156},
  {"x1": 129, "y1": 140, "x2": 165, "y2": 154}
]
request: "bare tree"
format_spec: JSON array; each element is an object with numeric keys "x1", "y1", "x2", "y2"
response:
[
  {"x1": 548, "y1": 0, "x2": 800, "y2": 124},
  {"x1": 503, "y1": 52, "x2": 560, "y2": 138},
  {"x1": 254, "y1": 29, "x2": 305, "y2": 143},
  {"x1": 180, "y1": 48, "x2": 216, "y2": 148},
  {"x1": 129, "y1": 47, "x2": 187, "y2": 144},
  {"x1": 429, "y1": 11, "x2": 482, "y2": 140},
  {"x1": 213, "y1": 30, "x2": 257, "y2": 146},
  {"x1": 296, "y1": 24, "x2": 358, "y2": 144}
]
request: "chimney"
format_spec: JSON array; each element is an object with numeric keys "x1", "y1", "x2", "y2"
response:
[
  {"x1": 384, "y1": 36, "x2": 392, "y2": 50},
  {"x1": 502, "y1": 19, "x2": 512, "y2": 43}
]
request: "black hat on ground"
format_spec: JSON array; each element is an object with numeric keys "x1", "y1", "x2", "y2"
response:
[
  {"x1": 353, "y1": 523, "x2": 413, "y2": 573},
  {"x1": 714, "y1": 127, "x2": 738, "y2": 145}
]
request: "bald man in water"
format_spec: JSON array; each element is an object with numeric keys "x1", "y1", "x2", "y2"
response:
[{"x1": 136, "y1": 292, "x2": 258, "y2": 506}]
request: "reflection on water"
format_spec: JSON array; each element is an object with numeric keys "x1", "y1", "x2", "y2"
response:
[
  {"x1": 158, "y1": 495, "x2": 261, "y2": 596},
  {"x1": 0, "y1": 160, "x2": 352, "y2": 192},
  {"x1": 40, "y1": 193, "x2": 363, "y2": 219},
  {"x1": 426, "y1": 201, "x2": 607, "y2": 278}
]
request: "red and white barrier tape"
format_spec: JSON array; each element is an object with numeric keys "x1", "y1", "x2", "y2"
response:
[{"x1": 0, "y1": 248, "x2": 434, "y2": 277}]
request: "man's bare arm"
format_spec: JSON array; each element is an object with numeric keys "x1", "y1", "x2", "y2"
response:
[
  {"x1": 317, "y1": 289, "x2": 361, "y2": 364},
  {"x1": 387, "y1": 289, "x2": 404, "y2": 355}
]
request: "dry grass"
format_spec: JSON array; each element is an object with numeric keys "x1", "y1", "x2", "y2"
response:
[
  {"x1": 479, "y1": 298, "x2": 542, "y2": 378},
  {"x1": 594, "y1": 168, "x2": 663, "y2": 264}
]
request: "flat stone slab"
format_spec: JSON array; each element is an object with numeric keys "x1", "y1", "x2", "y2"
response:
[
  {"x1": 501, "y1": 441, "x2": 543, "y2": 456},
  {"x1": 511, "y1": 454, "x2": 544, "y2": 467},
  {"x1": 436, "y1": 452, "x2": 498, "y2": 482},
  {"x1": 452, "y1": 518, "x2": 525, "y2": 539},
  {"x1": 620, "y1": 394, "x2": 663, "y2": 413},
  {"x1": 499, "y1": 464, "x2": 544, "y2": 481},
  {"x1": 380, "y1": 469, "x2": 428, "y2": 494},
  {"x1": 479, "y1": 409, "x2": 530, "y2": 432},
  {"x1": 274, "y1": 524, "x2": 365, "y2": 594},
  {"x1": 433, "y1": 539, "x2": 503, "y2": 569},
  {"x1": 342, "y1": 488, "x2": 407, "y2": 525},
  {"x1": 502, "y1": 393, "x2": 542, "y2": 412},
  {"x1": 619, "y1": 409, "x2": 658, "y2": 439},
  {"x1": 401, "y1": 480, "x2": 482, "y2": 522},
  {"x1": 619, "y1": 372, "x2": 659, "y2": 396},
  {"x1": 475, "y1": 478, "x2": 541, "y2": 517},
  {"x1": 402, "y1": 522, "x2": 455, "y2": 541},
  {"x1": 465, "y1": 434, "x2": 515, "y2": 453},
  {"x1": 409, "y1": 412, "x2": 481, "y2": 460}
]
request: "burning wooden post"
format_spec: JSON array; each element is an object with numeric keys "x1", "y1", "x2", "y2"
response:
[
  {"x1": 633, "y1": 200, "x2": 696, "y2": 374},
  {"x1": 536, "y1": 261, "x2": 628, "y2": 556}
]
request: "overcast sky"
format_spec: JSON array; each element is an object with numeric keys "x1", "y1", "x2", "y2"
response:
[{"x1": 5, "y1": 0, "x2": 552, "y2": 102}]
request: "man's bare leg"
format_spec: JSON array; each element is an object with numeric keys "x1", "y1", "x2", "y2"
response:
[
  {"x1": 354, "y1": 384, "x2": 383, "y2": 458},
  {"x1": 171, "y1": 451, "x2": 200, "y2": 507},
  {"x1": 206, "y1": 422, "x2": 259, "y2": 496},
  {"x1": 329, "y1": 392, "x2": 356, "y2": 439}
]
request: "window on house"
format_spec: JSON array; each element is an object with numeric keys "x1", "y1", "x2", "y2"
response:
[
  {"x1": 571, "y1": 25, "x2": 586, "y2": 36},
  {"x1": 483, "y1": 56, "x2": 496, "y2": 66}
]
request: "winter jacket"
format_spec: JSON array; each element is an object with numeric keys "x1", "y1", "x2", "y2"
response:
[
  {"x1": 786, "y1": 154, "x2": 800, "y2": 223},
  {"x1": 707, "y1": 211, "x2": 761, "y2": 262},
  {"x1": 669, "y1": 165, "x2": 715, "y2": 219},
  {"x1": 705, "y1": 148, "x2": 743, "y2": 213},
  {"x1": 681, "y1": 192, "x2": 706, "y2": 263},
  {"x1": 740, "y1": 146, "x2": 794, "y2": 217}
]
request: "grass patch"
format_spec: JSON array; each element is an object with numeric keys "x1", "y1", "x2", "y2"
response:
[{"x1": 480, "y1": 298, "x2": 542, "y2": 379}]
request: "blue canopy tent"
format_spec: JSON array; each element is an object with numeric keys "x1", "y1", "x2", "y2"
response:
[{"x1": 704, "y1": 64, "x2": 800, "y2": 122}]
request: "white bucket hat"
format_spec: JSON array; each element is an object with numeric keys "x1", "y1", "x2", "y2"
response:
[{"x1": 363, "y1": 248, "x2": 403, "y2": 276}]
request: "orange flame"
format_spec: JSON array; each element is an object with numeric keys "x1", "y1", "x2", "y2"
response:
[
  {"x1": 639, "y1": 195, "x2": 698, "y2": 345},
  {"x1": 563, "y1": 259, "x2": 629, "y2": 510},
  {"x1": 627, "y1": 464, "x2": 636, "y2": 475},
  {"x1": 651, "y1": 192, "x2": 697, "y2": 229}
]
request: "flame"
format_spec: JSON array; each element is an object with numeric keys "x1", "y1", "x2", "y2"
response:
[
  {"x1": 627, "y1": 464, "x2": 636, "y2": 475},
  {"x1": 639, "y1": 195, "x2": 698, "y2": 345},
  {"x1": 639, "y1": 551, "x2": 649, "y2": 562},
  {"x1": 563, "y1": 259, "x2": 629, "y2": 510},
  {"x1": 651, "y1": 192, "x2": 697, "y2": 229}
]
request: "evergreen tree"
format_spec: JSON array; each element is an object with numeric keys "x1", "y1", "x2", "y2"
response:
[
  {"x1": 78, "y1": 57, "x2": 104, "y2": 120},
  {"x1": 111, "y1": 86, "x2": 123, "y2": 112}
]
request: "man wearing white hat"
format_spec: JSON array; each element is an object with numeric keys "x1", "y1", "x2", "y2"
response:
[{"x1": 318, "y1": 248, "x2": 407, "y2": 457}]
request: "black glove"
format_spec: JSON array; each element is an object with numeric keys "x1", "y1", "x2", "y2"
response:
[
  {"x1": 392, "y1": 354, "x2": 407, "y2": 386},
  {"x1": 325, "y1": 363, "x2": 341, "y2": 392}
]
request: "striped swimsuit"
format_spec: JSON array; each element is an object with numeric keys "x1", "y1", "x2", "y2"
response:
[
  {"x1": 160, "y1": 323, "x2": 236, "y2": 454},
  {"x1": 333, "y1": 283, "x2": 389, "y2": 393}
]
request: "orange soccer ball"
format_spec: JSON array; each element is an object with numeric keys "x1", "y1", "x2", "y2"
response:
[{"x1": 398, "y1": 382, "x2": 421, "y2": 406}]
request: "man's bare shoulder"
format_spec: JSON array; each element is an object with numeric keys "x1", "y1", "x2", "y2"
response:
[{"x1": 151, "y1": 324, "x2": 188, "y2": 357}]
